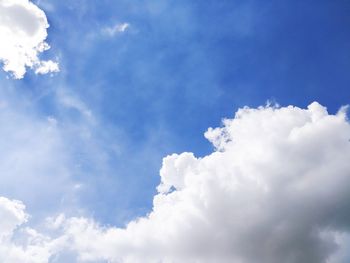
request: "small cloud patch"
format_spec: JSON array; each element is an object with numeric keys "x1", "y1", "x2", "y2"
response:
[{"x1": 102, "y1": 22, "x2": 130, "y2": 37}]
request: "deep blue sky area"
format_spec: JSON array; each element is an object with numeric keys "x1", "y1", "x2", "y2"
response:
[{"x1": 2, "y1": 0, "x2": 350, "y2": 225}]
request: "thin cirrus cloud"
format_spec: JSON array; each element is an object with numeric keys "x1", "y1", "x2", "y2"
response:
[
  {"x1": 102, "y1": 22, "x2": 130, "y2": 37},
  {"x1": 0, "y1": 0, "x2": 59, "y2": 79},
  {"x1": 0, "y1": 88, "x2": 78, "y2": 215},
  {"x1": 1, "y1": 102, "x2": 350, "y2": 263}
]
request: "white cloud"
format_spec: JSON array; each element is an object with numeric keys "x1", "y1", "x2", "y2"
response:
[
  {"x1": 0, "y1": 197, "x2": 28, "y2": 238},
  {"x1": 102, "y1": 23, "x2": 130, "y2": 37},
  {"x1": 35, "y1": 60, "x2": 59, "y2": 75},
  {"x1": 2, "y1": 102, "x2": 350, "y2": 262},
  {"x1": 0, "y1": 0, "x2": 59, "y2": 79},
  {"x1": 0, "y1": 197, "x2": 52, "y2": 263}
]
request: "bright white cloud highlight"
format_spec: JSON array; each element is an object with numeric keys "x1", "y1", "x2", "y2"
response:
[
  {"x1": 0, "y1": 0, "x2": 59, "y2": 79},
  {"x1": 2, "y1": 102, "x2": 350, "y2": 262}
]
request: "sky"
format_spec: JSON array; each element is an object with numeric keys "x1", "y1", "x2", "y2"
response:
[{"x1": 0, "y1": 0, "x2": 350, "y2": 262}]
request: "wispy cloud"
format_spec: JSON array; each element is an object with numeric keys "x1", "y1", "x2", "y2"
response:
[
  {"x1": 102, "y1": 23, "x2": 130, "y2": 37},
  {"x1": 56, "y1": 88, "x2": 94, "y2": 121}
]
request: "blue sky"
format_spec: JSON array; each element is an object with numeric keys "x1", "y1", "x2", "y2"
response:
[
  {"x1": 1, "y1": 0, "x2": 350, "y2": 262},
  {"x1": 1, "y1": 0, "x2": 350, "y2": 224}
]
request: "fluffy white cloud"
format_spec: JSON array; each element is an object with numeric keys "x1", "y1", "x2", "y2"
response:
[
  {"x1": 0, "y1": 197, "x2": 28, "y2": 238},
  {"x1": 0, "y1": 197, "x2": 53, "y2": 263},
  {"x1": 0, "y1": 0, "x2": 59, "y2": 79},
  {"x1": 57, "y1": 102, "x2": 350, "y2": 263},
  {"x1": 2, "y1": 102, "x2": 350, "y2": 263}
]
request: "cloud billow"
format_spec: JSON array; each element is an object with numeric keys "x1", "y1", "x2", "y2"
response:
[
  {"x1": 1, "y1": 102, "x2": 350, "y2": 263},
  {"x1": 0, "y1": 0, "x2": 59, "y2": 79}
]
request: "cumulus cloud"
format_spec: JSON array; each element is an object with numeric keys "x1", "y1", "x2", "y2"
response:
[
  {"x1": 0, "y1": 197, "x2": 28, "y2": 238},
  {"x1": 0, "y1": 0, "x2": 59, "y2": 79},
  {"x1": 2, "y1": 102, "x2": 350, "y2": 262},
  {"x1": 0, "y1": 197, "x2": 52, "y2": 262}
]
